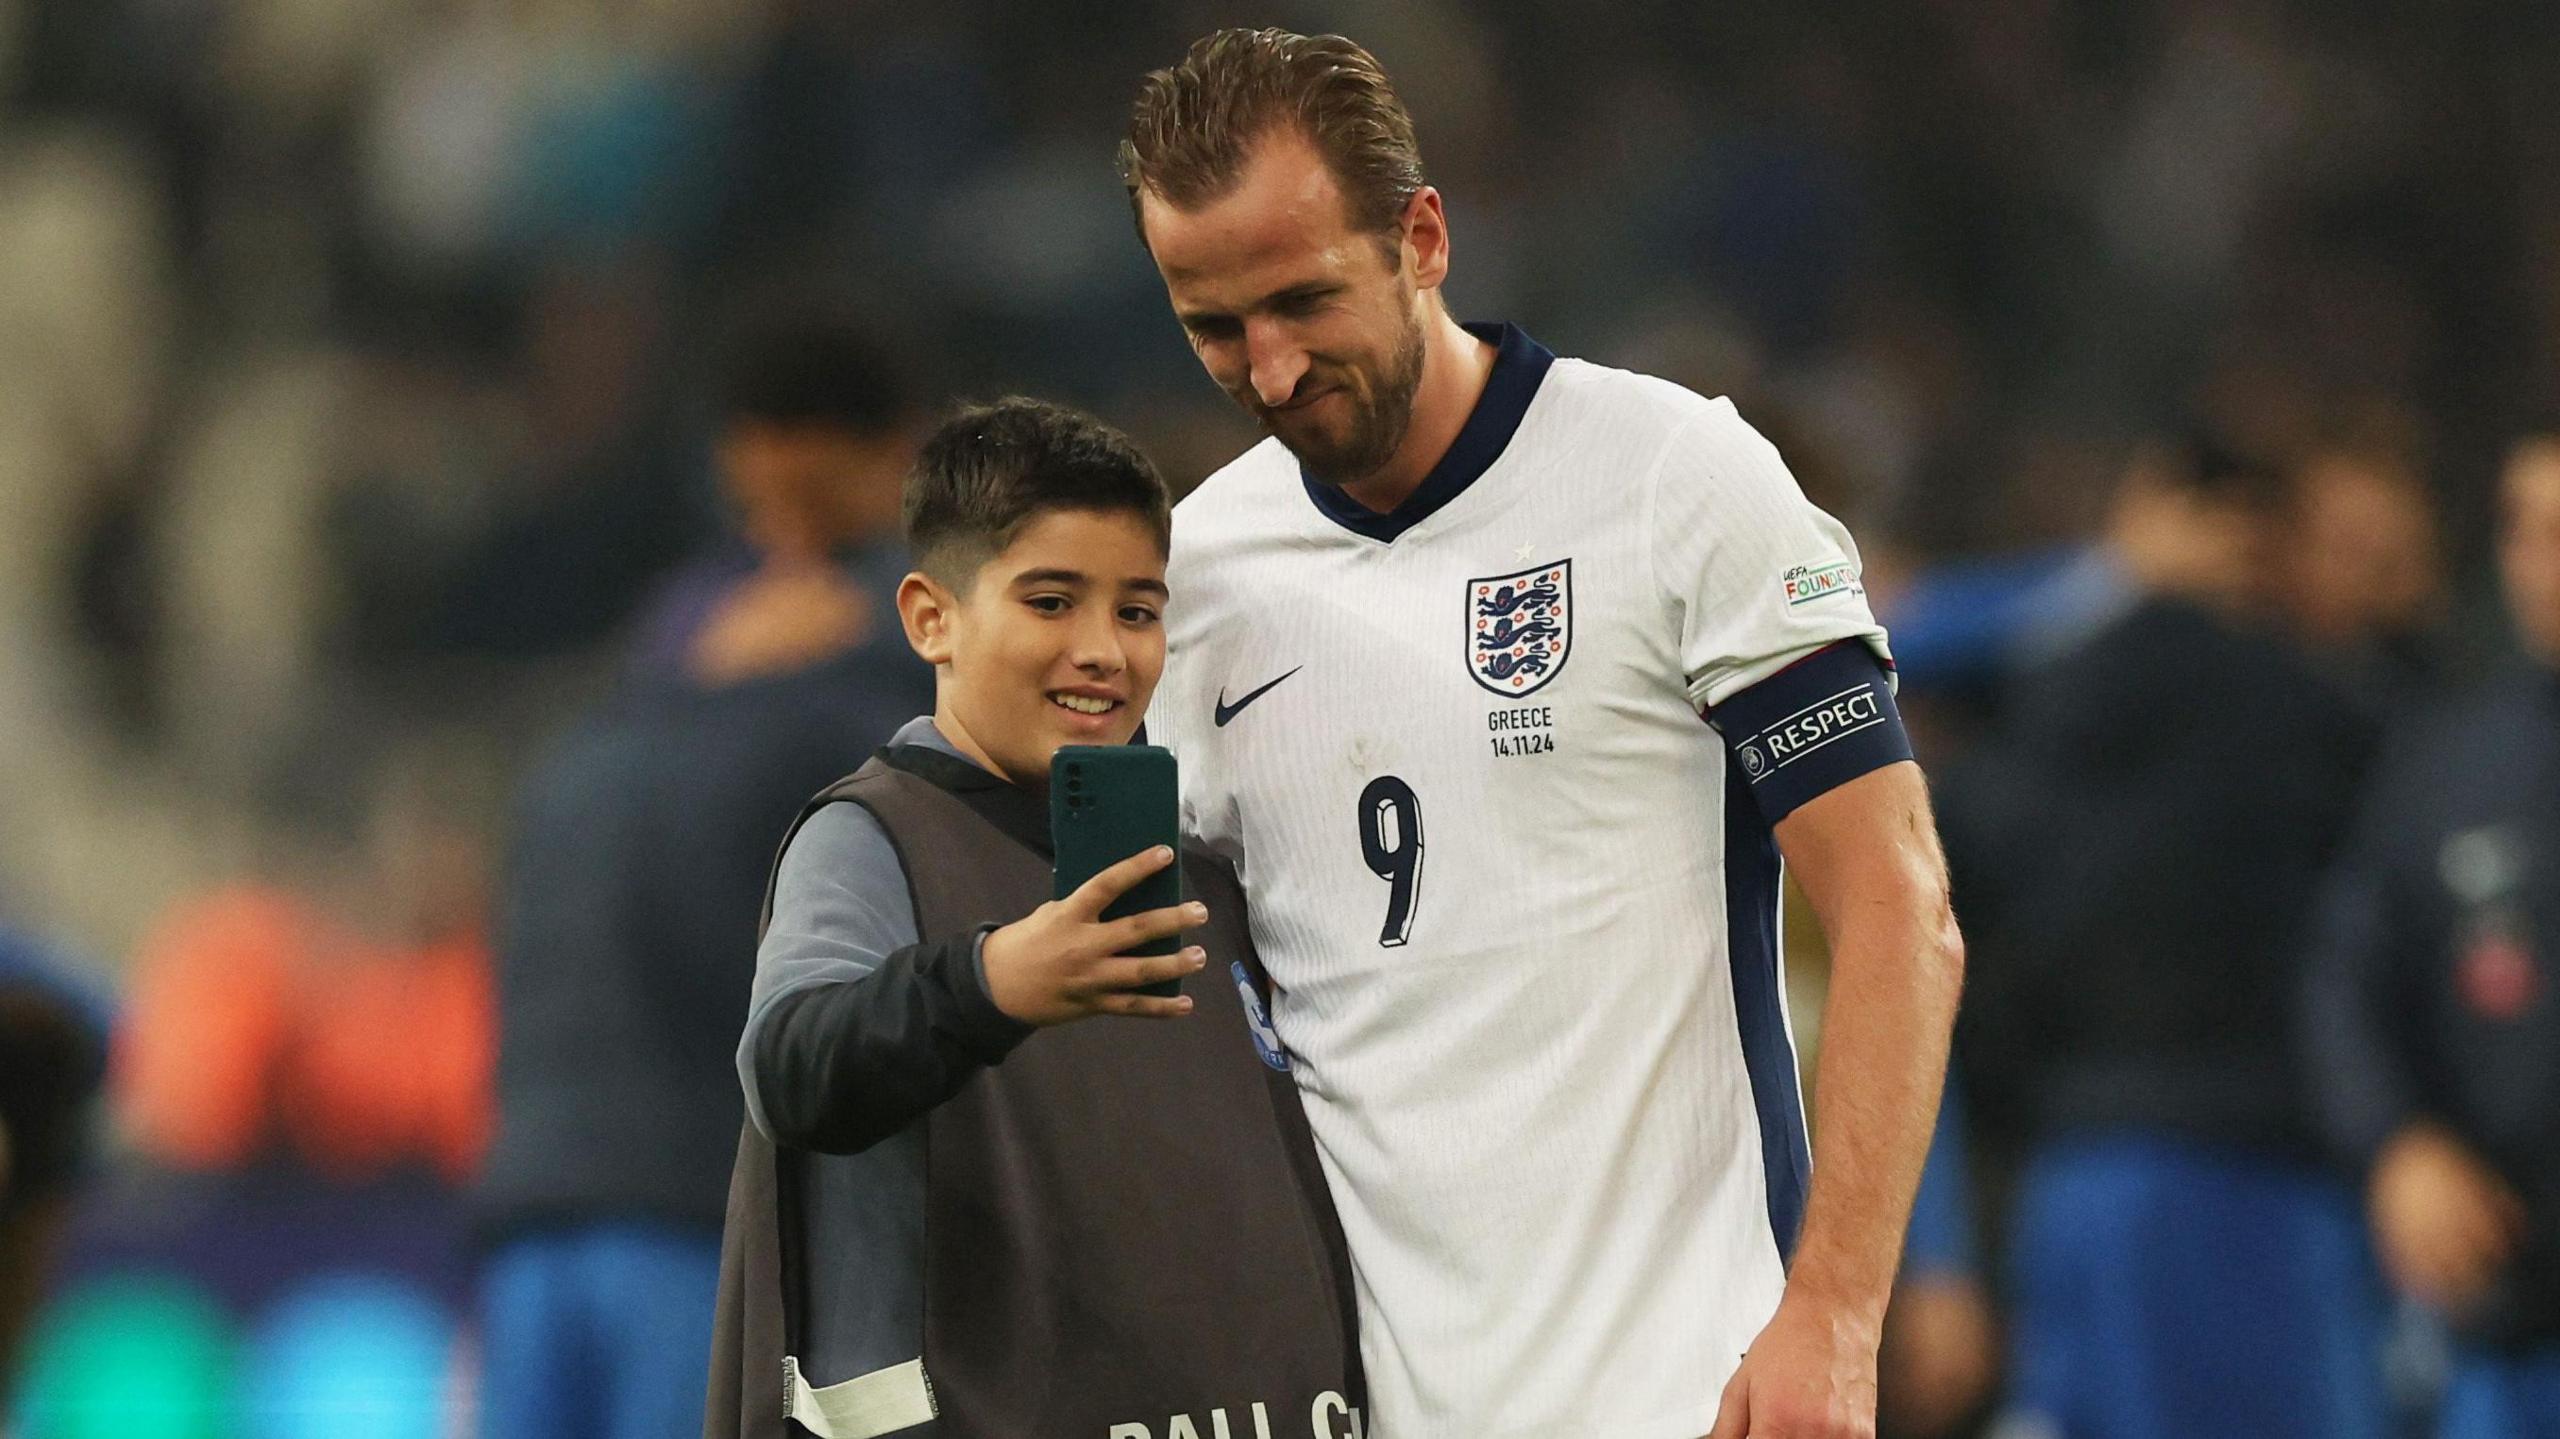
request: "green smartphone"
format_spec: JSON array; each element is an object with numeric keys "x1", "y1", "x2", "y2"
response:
[{"x1": 1051, "y1": 744, "x2": 1185, "y2": 998}]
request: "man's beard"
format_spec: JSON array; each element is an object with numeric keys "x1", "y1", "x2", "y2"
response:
[{"x1": 1247, "y1": 313, "x2": 1427, "y2": 488}]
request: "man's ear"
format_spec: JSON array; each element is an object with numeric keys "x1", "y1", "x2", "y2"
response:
[
  {"x1": 898, "y1": 571, "x2": 959, "y2": 666},
  {"x1": 1403, "y1": 186, "x2": 1450, "y2": 291}
]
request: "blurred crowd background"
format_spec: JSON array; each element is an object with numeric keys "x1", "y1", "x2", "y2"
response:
[{"x1": 2, "y1": 0, "x2": 2557, "y2": 1435}]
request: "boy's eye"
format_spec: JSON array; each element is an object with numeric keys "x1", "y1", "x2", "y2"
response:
[
  {"x1": 1025, "y1": 594, "x2": 1069, "y2": 615},
  {"x1": 1119, "y1": 605, "x2": 1162, "y2": 626}
]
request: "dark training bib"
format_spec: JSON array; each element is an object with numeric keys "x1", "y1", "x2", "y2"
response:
[{"x1": 707, "y1": 752, "x2": 1364, "y2": 1439}]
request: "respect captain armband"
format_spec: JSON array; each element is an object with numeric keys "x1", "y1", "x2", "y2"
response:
[{"x1": 1709, "y1": 641, "x2": 1913, "y2": 824}]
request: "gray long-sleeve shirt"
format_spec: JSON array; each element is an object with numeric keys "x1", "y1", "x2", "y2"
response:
[
  {"x1": 735, "y1": 716, "x2": 1023, "y2": 1399},
  {"x1": 740, "y1": 776, "x2": 928, "y2": 1136}
]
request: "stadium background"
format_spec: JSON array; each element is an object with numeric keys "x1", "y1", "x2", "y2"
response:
[{"x1": 0, "y1": 0, "x2": 2555, "y2": 1434}]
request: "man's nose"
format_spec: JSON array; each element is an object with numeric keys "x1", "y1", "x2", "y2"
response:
[{"x1": 1246, "y1": 320, "x2": 1310, "y2": 409}]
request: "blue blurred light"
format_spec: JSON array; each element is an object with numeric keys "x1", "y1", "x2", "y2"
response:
[{"x1": 235, "y1": 1273, "x2": 454, "y2": 1439}]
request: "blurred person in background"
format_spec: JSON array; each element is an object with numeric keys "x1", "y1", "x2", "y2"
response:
[
  {"x1": 1949, "y1": 433, "x2": 2387, "y2": 1438},
  {"x1": 2303, "y1": 435, "x2": 2560, "y2": 1438},
  {"x1": 0, "y1": 928, "x2": 107, "y2": 1401},
  {"x1": 474, "y1": 316, "x2": 929, "y2": 1439},
  {"x1": 623, "y1": 310, "x2": 923, "y2": 690},
  {"x1": 2279, "y1": 443, "x2": 2450, "y2": 716}
]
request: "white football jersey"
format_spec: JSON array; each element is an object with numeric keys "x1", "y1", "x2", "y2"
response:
[{"x1": 1152, "y1": 325, "x2": 1895, "y2": 1439}]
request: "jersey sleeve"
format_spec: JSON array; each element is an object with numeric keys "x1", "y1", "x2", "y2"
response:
[{"x1": 1648, "y1": 399, "x2": 1891, "y2": 711}]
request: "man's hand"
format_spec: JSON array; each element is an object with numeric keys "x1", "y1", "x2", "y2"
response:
[
  {"x1": 1708, "y1": 1290, "x2": 1881, "y2": 1439},
  {"x1": 2370, "y1": 1122, "x2": 2525, "y2": 1313},
  {"x1": 982, "y1": 845, "x2": 1206, "y2": 1026}
]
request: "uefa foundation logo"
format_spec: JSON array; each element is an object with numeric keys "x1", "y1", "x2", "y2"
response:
[
  {"x1": 1781, "y1": 560, "x2": 1862, "y2": 607},
  {"x1": 1466, "y1": 559, "x2": 1572, "y2": 697}
]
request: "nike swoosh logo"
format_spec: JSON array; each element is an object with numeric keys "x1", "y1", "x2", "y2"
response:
[{"x1": 1214, "y1": 666, "x2": 1303, "y2": 727}]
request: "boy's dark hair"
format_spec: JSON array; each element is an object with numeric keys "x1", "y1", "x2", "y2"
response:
[
  {"x1": 721, "y1": 312, "x2": 909, "y2": 435},
  {"x1": 904, "y1": 398, "x2": 1172, "y2": 587}
]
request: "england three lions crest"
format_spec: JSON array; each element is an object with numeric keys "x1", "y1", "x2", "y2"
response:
[{"x1": 1467, "y1": 559, "x2": 1572, "y2": 696}]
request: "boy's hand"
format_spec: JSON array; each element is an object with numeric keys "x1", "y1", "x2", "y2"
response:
[{"x1": 983, "y1": 846, "x2": 1206, "y2": 1026}]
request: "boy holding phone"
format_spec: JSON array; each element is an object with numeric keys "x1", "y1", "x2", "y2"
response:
[{"x1": 707, "y1": 399, "x2": 1361, "y2": 1439}]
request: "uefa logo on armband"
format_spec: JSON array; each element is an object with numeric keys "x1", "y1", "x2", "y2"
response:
[{"x1": 1465, "y1": 559, "x2": 1572, "y2": 697}]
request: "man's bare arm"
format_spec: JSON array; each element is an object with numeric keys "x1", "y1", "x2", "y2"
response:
[
  {"x1": 1782, "y1": 760, "x2": 1965, "y2": 1319},
  {"x1": 1712, "y1": 759, "x2": 1963, "y2": 1438}
]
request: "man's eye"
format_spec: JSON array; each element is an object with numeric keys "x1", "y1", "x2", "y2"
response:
[{"x1": 1188, "y1": 318, "x2": 1241, "y2": 342}]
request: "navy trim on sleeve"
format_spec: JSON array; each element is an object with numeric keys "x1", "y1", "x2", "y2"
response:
[
  {"x1": 1722, "y1": 767, "x2": 1809, "y2": 1260},
  {"x1": 1709, "y1": 641, "x2": 1912, "y2": 824}
]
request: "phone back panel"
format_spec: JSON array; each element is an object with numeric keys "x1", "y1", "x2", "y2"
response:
[{"x1": 1050, "y1": 746, "x2": 1183, "y2": 990}]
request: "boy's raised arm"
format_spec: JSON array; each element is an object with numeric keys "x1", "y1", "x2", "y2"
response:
[
  {"x1": 738, "y1": 803, "x2": 1026, "y2": 1154},
  {"x1": 740, "y1": 808, "x2": 1206, "y2": 1155}
]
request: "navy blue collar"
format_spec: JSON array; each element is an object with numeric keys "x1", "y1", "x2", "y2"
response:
[{"x1": 1300, "y1": 322, "x2": 1554, "y2": 543}]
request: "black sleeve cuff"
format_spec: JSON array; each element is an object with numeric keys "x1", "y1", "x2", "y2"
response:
[
  {"x1": 933, "y1": 924, "x2": 1035, "y2": 1062},
  {"x1": 1710, "y1": 641, "x2": 1913, "y2": 824},
  {"x1": 754, "y1": 930, "x2": 1034, "y2": 1155}
]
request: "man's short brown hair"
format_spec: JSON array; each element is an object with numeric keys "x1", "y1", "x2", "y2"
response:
[{"x1": 1119, "y1": 28, "x2": 1425, "y2": 244}]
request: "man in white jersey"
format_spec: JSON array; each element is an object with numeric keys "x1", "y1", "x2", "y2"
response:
[{"x1": 1118, "y1": 30, "x2": 1964, "y2": 1439}]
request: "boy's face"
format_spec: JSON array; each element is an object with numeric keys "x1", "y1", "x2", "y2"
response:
[{"x1": 901, "y1": 508, "x2": 1169, "y2": 785}]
